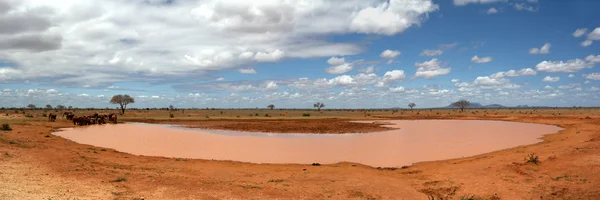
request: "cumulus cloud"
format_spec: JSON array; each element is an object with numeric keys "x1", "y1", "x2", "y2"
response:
[
  {"x1": 487, "y1": 8, "x2": 498, "y2": 14},
  {"x1": 414, "y1": 58, "x2": 451, "y2": 79},
  {"x1": 389, "y1": 86, "x2": 405, "y2": 93},
  {"x1": 573, "y1": 28, "x2": 588, "y2": 38},
  {"x1": 327, "y1": 57, "x2": 346, "y2": 65},
  {"x1": 583, "y1": 73, "x2": 600, "y2": 80},
  {"x1": 471, "y1": 55, "x2": 492, "y2": 63},
  {"x1": 568, "y1": 74, "x2": 575, "y2": 78},
  {"x1": 513, "y1": 3, "x2": 537, "y2": 12},
  {"x1": 503, "y1": 68, "x2": 537, "y2": 76},
  {"x1": 529, "y1": 43, "x2": 551, "y2": 54},
  {"x1": 0, "y1": 0, "x2": 439, "y2": 85},
  {"x1": 382, "y1": 70, "x2": 406, "y2": 82},
  {"x1": 349, "y1": 0, "x2": 439, "y2": 35},
  {"x1": 454, "y1": 0, "x2": 503, "y2": 6},
  {"x1": 579, "y1": 27, "x2": 600, "y2": 47},
  {"x1": 380, "y1": 50, "x2": 401, "y2": 59},
  {"x1": 254, "y1": 50, "x2": 285, "y2": 62},
  {"x1": 535, "y1": 54, "x2": 599, "y2": 72},
  {"x1": 542, "y1": 76, "x2": 560, "y2": 82},
  {"x1": 325, "y1": 57, "x2": 353, "y2": 74},
  {"x1": 238, "y1": 68, "x2": 257, "y2": 74},
  {"x1": 325, "y1": 63, "x2": 353, "y2": 74}
]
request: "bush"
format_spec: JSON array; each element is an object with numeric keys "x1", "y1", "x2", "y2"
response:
[
  {"x1": 525, "y1": 153, "x2": 540, "y2": 165},
  {"x1": 0, "y1": 123, "x2": 11, "y2": 131},
  {"x1": 42, "y1": 113, "x2": 47, "y2": 117},
  {"x1": 302, "y1": 113, "x2": 310, "y2": 117},
  {"x1": 24, "y1": 114, "x2": 33, "y2": 118},
  {"x1": 169, "y1": 113, "x2": 174, "y2": 118}
]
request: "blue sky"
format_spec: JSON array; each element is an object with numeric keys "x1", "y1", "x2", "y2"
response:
[{"x1": 0, "y1": 0, "x2": 599, "y2": 108}]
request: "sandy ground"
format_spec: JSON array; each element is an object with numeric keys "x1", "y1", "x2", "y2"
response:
[{"x1": 1, "y1": 108, "x2": 600, "y2": 199}]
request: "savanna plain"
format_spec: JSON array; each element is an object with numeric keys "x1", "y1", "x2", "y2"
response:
[{"x1": 1, "y1": 108, "x2": 600, "y2": 200}]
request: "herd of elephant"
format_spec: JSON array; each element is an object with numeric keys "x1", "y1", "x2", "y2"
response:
[{"x1": 48, "y1": 112, "x2": 118, "y2": 125}]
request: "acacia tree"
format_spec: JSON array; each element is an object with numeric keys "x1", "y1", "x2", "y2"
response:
[
  {"x1": 452, "y1": 100, "x2": 470, "y2": 112},
  {"x1": 408, "y1": 103, "x2": 416, "y2": 112},
  {"x1": 27, "y1": 104, "x2": 36, "y2": 109},
  {"x1": 313, "y1": 102, "x2": 325, "y2": 111},
  {"x1": 169, "y1": 105, "x2": 175, "y2": 111},
  {"x1": 56, "y1": 105, "x2": 66, "y2": 110},
  {"x1": 267, "y1": 104, "x2": 275, "y2": 110},
  {"x1": 110, "y1": 94, "x2": 135, "y2": 114},
  {"x1": 45, "y1": 104, "x2": 53, "y2": 110}
]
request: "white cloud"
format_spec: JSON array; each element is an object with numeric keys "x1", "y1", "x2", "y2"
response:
[
  {"x1": 583, "y1": 73, "x2": 600, "y2": 80},
  {"x1": 46, "y1": 89, "x2": 58, "y2": 94},
  {"x1": 454, "y1": 0, "x2": 503, "y2": 6},
  {"x1": 580, "y1": 27, "x2": 600, "y2": 47},
  {"x1": 380, "y1": 50, "x2": 401, "y2": 59},
  {"x1": 568, "y1": 74, "x2": 575, "y2": 78},
  {"x1": 216, "y1": 77, "x2": 224, "y2": 81},
  {"x1": 414, "y1": 58, "x2": 451, "y2": 78},
  {"x1": 503, "y1": 68, "x2": 537, "y2": 76},
  {"x1": 265, "y1": 81, "x2": 278, "y2": 90},
  {"x1": 389, "y1": 86, "x2": 405, "y2": 93},
  {"x1": 487, "y1": 8, "x2": 498, "y2": 14},
  {"x1": 544, "y1": 85, "x2": 553, "y2": 89},
  {"x1": 529, "y1": 43, "x2": 551, "y2": 54},
  {"x1": 589, "y1": 87, "x2": 600, "y2": 91},
  {"x1": 325, "y1": 63, "x2": 353, "y2": 74},
  {"x1": 349, "y1": 0, "x2": 439, "y2": 35},
  {"x1": 420, "y1": 49, "x2": 443, "y2": 56},
  {"x1": 471, "y1": 55, "x2": 492, "y2": 63},
  {"x1": 327, "y1": 57, "x2": 346, "y2": 65},
  {"x1": 573, "y1": 28, "x2": 588, "y2": 38},
  {"x1": 535, "y1": 55, "x2": 599, "y2": 72},
  {"x1": 382, "y1": 70, "x2": 406, "y2": 82},
  {"x1": 542, "y1": 76, "x2": 560, "y2": 82},
  {"x1": 254, "y1": 50, "x2": 285, "y2": 62},
  {"x1": 451, "y1": 79, "x2": 460, "y2": 83},
  {"x1": 0, "y1": 0, "x2": 440, "y2": 85},
  {"x1": 513, "y1": 3, "x2": 537, "y2": 12},
  {"x1": 238, "y1": 68, "x2": 257, "y2": 74}
]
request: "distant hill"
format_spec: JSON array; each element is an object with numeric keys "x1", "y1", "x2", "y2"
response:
[{"x1": 443, "y1": 102, "x2": 507, "y2": 108}]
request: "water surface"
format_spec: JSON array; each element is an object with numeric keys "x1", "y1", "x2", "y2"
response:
[{"x1": 53, "y1": 120, "x2": 562, "y2": 167}]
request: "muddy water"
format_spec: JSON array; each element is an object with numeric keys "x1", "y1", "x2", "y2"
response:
[{"x1": 53, "y1": 120, "x2": 562, "y2": 167}]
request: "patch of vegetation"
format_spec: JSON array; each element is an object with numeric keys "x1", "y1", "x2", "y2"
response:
[
  {"x1": 24, "y1": 114, "x2": 34, "y2": 118},
  {"x1": 42, "y1": 113, "x2": 47, "y2": 117},
  {"x1": 169, "y1": 113, "x2": 174, "y2": 118},
  {"x1": 525, "y1": 153, "x2": 540, "y2": 165},
  {"x1": 0, "y1": 123, "x2": 12, "y2": 131},
  {"x1": 268, "y1": 179, "x2": 284, "y2": 183},
  {"x1": 110, "y1": 177, "x2": 127, "y2": 182},
  {"x1": 302, "y1": 113, "x2": 310, "y2": 117}
]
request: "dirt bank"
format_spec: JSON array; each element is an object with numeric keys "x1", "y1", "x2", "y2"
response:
[{"x1": 125, "y1": 118, "x2": 394, "y2": 133}]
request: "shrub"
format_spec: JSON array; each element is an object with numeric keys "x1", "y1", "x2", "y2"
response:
[
  {"x1": 525, "y1": 153, "x2": 540, "y2": 165},
  {"x1": 169, "y1": 113, "x2": 174, "y2": 118},
  {"x1": 264, "y1": 114, "x2": 269, "y2": 117},
  {"x1": 255, "y1": 113, "x2": 259, "y2": 116},
  {"x1": 42, "y1": 113, "x2": 47, "y2": 117},
  {"x1": 0, "y1": 123, "x2": 11, "y2": 131},
  {"x1": 302, "y1": 113, "x2": 310, "y2": 117},
  {"x1": 24, "y1": 114, "x2": 33, "y2": 118}
]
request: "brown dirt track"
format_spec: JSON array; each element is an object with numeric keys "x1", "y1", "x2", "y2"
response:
[{"x1": 1, "y1": 108, "x2": 600, "y2": 199}]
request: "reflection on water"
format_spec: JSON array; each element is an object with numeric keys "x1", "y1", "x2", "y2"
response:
[{"x1": 53, "y1": 120, "x2": 562, "y2": 167}]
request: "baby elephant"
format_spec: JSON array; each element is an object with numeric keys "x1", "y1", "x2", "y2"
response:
[{"x1": 48, "y1": 113, "x2": 57, "y2": 122}]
